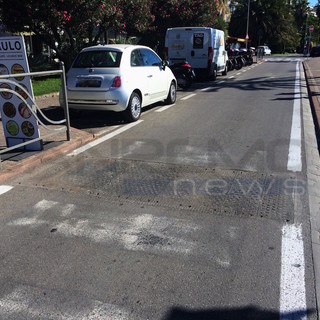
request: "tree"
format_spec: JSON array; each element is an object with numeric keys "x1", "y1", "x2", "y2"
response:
[
  {"x1": 228, "y1": 0, "x2": 299, "y2": 53},
  {"x1": 0, "y1": 0, "x2": 152, "y2": 68},
  {"x1": 1, "y1": 0, "x2": 220, "y2": 66}
]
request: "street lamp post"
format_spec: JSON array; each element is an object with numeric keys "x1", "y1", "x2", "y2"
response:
[{"x1": 245, "y1": 0, "x2": 250, "y2": 49}]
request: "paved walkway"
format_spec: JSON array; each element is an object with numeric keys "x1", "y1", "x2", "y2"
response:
[{"x1": 0, "y1": 93, "x2": 93, "y2": 182}]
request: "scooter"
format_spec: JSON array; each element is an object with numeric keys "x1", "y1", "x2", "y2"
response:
[
  {"x1": 168, "y1": 61, "x2": 195, "y2": 90},
  {"x1": 239, "y1": 48, "x2": 253, "y2": 66}
]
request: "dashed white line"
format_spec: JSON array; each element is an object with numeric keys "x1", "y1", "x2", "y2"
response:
[
  {"x1": 155, "y1": 103, "x2": 176, "y2": 112},
  {"x1": 181, "y1": 93, "x2": 197, "y2": 100},
  {"x1": 0, "y1": 185, "x2": 13, "y2": 195},
  {"x1": 199, "y1": 87, "x2": 212, "y2": 92},
  {"x1": 68, "y1": 120, "x2": 143, "y2": 156},
  {"x1": 280, "y1": 224, "x2": 307, "y2": 319}
]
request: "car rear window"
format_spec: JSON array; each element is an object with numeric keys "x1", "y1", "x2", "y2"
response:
[{"x1": 73, "y1": 50, "x2": 122, "y2": 68}]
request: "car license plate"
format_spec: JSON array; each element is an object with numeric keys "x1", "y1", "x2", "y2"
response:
[{"x1": 76, "y1": 79, "x2": 101, "y2": 87}]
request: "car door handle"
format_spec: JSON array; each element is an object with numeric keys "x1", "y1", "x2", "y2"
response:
[{"x1": 147, "y1": 75, "x2": 153, "y2": 78}]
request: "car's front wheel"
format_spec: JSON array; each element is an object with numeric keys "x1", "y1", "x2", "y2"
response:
[
  {"x1": 165, "y1": 81, "x2": 176, "y2": 104},
  {"x1": 125, "y1": 92, "x2": 141, "y2": 122}
]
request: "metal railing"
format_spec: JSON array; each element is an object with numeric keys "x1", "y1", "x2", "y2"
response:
[{"x1": 0, "y1": 62, "x2": 70, "y2": 168}]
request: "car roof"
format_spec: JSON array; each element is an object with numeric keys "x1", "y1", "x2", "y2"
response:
[{"x1": 80, "y1": 44, "x2": 151, "y2": 53}]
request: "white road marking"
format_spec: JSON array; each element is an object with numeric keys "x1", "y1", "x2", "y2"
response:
[
  {"x1": 0, "y1": 185, "x2": 13, "y2": 195},
  {"x1": 280, "y1": 224, "x2": 307, "y2": 319},
  {"x1": 0, "y1": 285, "x2": 131, "y2": 320},
  {"x1": 287, "y1": 62, "x2": 302, "y2": 172},
  {"x1": 228, "y1": 76, "x2": 235, "y2": 79},
  {"x1": 9, "y1": 199, "x2": 59, "y2": 227},
  {"x1": 199, "y1": 87, "x2": 212, "y2": 92},
  {"x1": 217, "y1": 80, "x2": 225, "y2": 84},
  {"x1": 56, "y1": 213, "x2": 200, "y2": 255},
  {"x1": 181, "y1": 93, "x2": 197, "y2": 100},
  {"x1": 67, "y1": 120, "x2": 143, "y2": 156},
  {"x1": 155, "y1": 103, "x2": 176, "y2": 112}
]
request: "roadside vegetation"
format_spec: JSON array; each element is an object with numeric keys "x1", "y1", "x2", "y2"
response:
[
  {"x1": 32, "y1": 77, "x2": 61, "y2": 97},
  {"x1": 2, "y1": 0, "x2": 319, "y2": 70}
]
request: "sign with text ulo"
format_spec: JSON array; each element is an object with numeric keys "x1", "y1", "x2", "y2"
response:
[{"x1": 0, "y1": 36, "x2": 41, "y2": 150}]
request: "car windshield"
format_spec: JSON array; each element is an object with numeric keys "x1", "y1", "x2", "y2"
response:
[{"x1": 73, "y1": 50, "x2": 122, "y2": 68}]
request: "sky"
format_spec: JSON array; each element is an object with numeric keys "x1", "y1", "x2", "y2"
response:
[{"x1": 308, "y1": 0, "x2": 318, "y2": 6}]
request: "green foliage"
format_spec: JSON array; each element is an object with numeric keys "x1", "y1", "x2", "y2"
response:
[
  {"x1": 228, "y1": 0, "x2": 319, "y2": 53},
  {"x1": 0, "y1": 0, "x2": 152, "y2": 68},
  {"x1": 0, "y1": 0, "x2": 222, "y2": 67},
  {"x1": 32, "y1": 77, "x2": 61, "y2": 97}
]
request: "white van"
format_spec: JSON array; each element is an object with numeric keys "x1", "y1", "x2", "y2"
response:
[{"x1": 165, "y1": 27, "x2": 228, "y2": 80}]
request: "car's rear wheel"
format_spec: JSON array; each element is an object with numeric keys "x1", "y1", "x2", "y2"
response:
[
  {"x1": 125, "y1": 92, "x2": 141, "y2": 122},
  {"x1": 165, "y1": 81, "x2": 176, "y2": 104}
]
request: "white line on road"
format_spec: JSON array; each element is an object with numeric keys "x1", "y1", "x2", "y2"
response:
[
  {"x1": 0, "y1": 185, "x2": 13, "y2": 195},
  {"x1": 287, "y1": 62, "x2": 302, "y2": 172},
  {"x1": 280, "y1": 224, "x2": 307, "y2": 319},
  {"x1": 228, "y1": 76, "x2": 235, "y2": 79},
  {"x1": 155, "y1": 103, "x2": 176, "y2": 112},
  {"x1": 199, "y1": 87, "x2": 212, "y2": 92},
  {"x1": 67, "y1": 120, "x2": 143, "y2": 156},
  {"x1": 217, "y1": 80, "x2": 225, "y2": 84},
  {"x1": 181, "y1": 93, "x2": 197, "y2": 101}
]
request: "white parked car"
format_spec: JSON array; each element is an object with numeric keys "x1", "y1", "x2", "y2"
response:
[{"x1": 60, "y1": 44, "x2": 177, "y2": 121}]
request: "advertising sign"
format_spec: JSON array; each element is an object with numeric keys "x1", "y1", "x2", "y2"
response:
[{"x1": 0, "y1": 36, "x2": 41, "y2": 150}]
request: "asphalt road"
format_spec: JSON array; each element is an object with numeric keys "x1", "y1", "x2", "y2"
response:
[{"x1": 0, "y1": 56, "x2": 318, "y2": 319}]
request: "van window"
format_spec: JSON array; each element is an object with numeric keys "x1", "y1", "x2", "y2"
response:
[{"x1": 193, "y1": 33, "x2": 204, "y2": 49}]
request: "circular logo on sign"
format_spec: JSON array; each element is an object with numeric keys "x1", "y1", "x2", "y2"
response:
[
  {"x1": 21, "y1": 121, "x2": 35, "y2": 137},
  {"x1": 6, "y1": 120, "x2": 19, "y2": 136},
  {"x1": 0, "y1": 64, "x2": 9, "y2": 76},
  {"x1": 15, "y1": 84, "x2": 29, "y2": 100},
  {"x1": 0, "y1": 83, "x2": 12, "y2": 99},
  {"x1": 11, "y1": 64, "x2": 25, "y2": 81},
  {"x1": 3, "y1": 102, "x2": 16, "y2": 118},
  {"x1": 18, "y1": 102, "x2": 32, "y2": 119}
]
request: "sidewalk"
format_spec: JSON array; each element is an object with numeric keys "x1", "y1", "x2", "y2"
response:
[
  {"x1": 0, "y1": 94, "x2": 94, "y2": 183},
  {"x1": 303, "y1": 57, "x2": 320, "y2": 137}
]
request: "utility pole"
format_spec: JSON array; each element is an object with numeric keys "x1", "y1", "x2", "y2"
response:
[{"x1": 245, "y1": 0, "x2": 250, "y2": 49}]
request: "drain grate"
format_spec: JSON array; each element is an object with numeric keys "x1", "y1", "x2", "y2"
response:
[{"x1": 46, "y1": 158, "x2": 304, "y2": 223}]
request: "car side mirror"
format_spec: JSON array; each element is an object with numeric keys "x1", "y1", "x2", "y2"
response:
[{"x1": 162, "y1": 60, "x2": 169, "y2": 70}]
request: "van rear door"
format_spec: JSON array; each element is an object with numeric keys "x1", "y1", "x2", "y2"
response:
[
  {"x1": 189, "y1": 29, "x2": 210, "y2": 69},
  {"x1": 166, "y1": 29, "x2": 189, "y2": 63}
]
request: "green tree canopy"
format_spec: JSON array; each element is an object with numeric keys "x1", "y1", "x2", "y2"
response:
[
  {"x1": 229, "y1": 0, "x2": 300, "y2": 53},
  {"x1": 0, "y1": 0, "x2": 152, "y2": 67}
]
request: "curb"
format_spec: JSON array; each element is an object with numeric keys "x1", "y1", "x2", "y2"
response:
[
  {"x1": 303, "y1": 61, "x2": 320, "y2": 136},
  {"x1": 0, "y1": 133, "x2": 94, "y2": 184},
  {"x1": 302, "y1": 60, "x2": 320, "y2": 318}
]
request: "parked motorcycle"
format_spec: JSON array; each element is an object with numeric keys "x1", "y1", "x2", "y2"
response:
[
  {"x1": 168, "y1": 61, "x2": 195, "y2": 90},
  {"x1": 227, "y1": 49, "x2": 242, "y2": 70},
  {"x1": 239, "y1": 48, "x2": 253, "y2": 66}
]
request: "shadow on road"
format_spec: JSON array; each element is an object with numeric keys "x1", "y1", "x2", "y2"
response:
[{"x1": 163, "y1": 306, "x2": 315, "y2": 320}]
